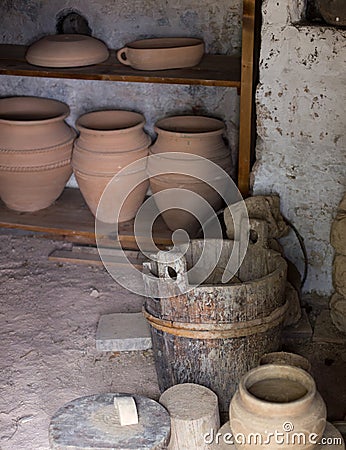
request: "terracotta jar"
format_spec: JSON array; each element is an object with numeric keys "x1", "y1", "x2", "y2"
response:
[
  {"x1": 150, "y1": 115, "x2": 229, "y2": 158},
  {"x1": 72, "y1": 110, "x2": 150, "y2": 223},
  {"x1": 148, "y1": 147, "x2": 232, "y2": 233},
  {"x1": 230, "y1": 365, "x2": 326, "y2": 450},
  {"x1": 74, "y1": 163, "x2": 148, "y2": 224},
  {"x1": 0, "y1": 96, "x2": 75, "y2": 212},
  {"x1": 76, "y1": 110, "x2": 149, "y2": 151}
]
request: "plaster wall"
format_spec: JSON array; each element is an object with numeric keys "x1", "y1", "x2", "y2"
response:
[
  {"x1": 253, "y1": 0, "x2": 346, "y2": 294},
  {"x1": 0, "y1": 0, "x2": 242, "y2": 183}
]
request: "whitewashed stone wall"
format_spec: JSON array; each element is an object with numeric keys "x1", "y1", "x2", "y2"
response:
[{"x1": 252, "y1": 0, "x2": 346, "y2": 294}]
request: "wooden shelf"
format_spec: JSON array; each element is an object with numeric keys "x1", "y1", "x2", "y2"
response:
[
  {"x1": 0, "y1": 188, "x2": 173, "y2": 250},
  {"x1": 0, "y1": 44, "x2": 241, "y2": 89}
]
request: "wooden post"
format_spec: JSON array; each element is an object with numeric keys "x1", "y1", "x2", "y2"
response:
[
  {"x1": 238, "y1": 0, "x2": 257, "y2": 196},
  {"x1": 159, "y1": 383, "x2": 220, "y2": 450}
]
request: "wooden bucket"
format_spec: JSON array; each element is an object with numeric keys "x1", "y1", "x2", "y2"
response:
[{"x1": 143, "y1": 222, "x2": 288, "y2": 414}]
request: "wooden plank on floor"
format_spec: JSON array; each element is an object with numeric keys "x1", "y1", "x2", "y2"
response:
[
  {"x1": 0, "y1": 188, "x2": 173, "y2": 249},
  {"x1": 48, "y1": 248, "x2": 145, "y2": 269}
]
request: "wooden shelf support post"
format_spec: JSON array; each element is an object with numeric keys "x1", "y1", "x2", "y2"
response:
[{"x1": 238, "y1": 0, "x2": 257, "y2": 196}]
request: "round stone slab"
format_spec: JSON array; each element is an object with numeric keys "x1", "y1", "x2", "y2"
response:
[{"x1": 49, "y1": 393, "x2": 171, "y2": 449}]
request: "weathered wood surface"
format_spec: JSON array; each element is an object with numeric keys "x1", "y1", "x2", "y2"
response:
[
  {"x1": 144, "y1": 238, "x2": 288, "y2": 414},
  {"x1": 0, "y1": 188, "x2": 172, "y2": 249},
  {"x1": 238, "y1": 0, "x2": 257, "y2": 196},
  {"x1": 49, "y1": 246, "x2": 145, "y2": 269},
  {"x1": 49, "y1": 393, "x2": 171, "y2": 449},
  {"x1": 160, "y1": 383, "x2": 220, "y2": 450},
  {"x1": 0, "y1": 44, "x2": 241, "y2": 88}
]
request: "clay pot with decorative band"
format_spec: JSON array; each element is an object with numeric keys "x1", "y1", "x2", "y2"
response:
[
  {"x1": 0, "y1": 96, "x2": 75, "y2": 212},
  {"x1": 72, "y1": 110, "x2": 150, "y2": 223}
]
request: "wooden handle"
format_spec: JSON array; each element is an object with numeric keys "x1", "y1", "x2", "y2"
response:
[{"x1": 114, "y1": 396, "x2": 138, "y2": 426}]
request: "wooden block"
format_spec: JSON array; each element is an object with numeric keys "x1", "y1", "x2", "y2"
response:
[
  {"x1": 313, "y1": 310, "x2": 346, "y2": 344},
  {"x1": 114, "y1": 396, "x2": 139, "y2": 426},
  {"x1": 160, "y1": 383, "x2": 220, "y2": 450}
]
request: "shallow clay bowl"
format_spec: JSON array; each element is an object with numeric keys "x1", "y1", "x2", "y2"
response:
[
  {"x1": 26, "y1": 34, "x2": 109, "y2": 68},
  {"x1": 116, "y1": 37, "x2": 204, "y2": 70}
]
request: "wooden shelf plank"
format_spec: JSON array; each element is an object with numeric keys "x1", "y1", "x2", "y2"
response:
[
  {"x1": 0, "y1": 188, "x2": 173, "y2": 249},
  {"x1": 0, "y1": 44, "x2": 241, "y2": 88}
]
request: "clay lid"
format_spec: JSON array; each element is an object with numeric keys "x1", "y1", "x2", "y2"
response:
[{"x1": 26, "y1": 34, "x2": 109, "y2": 68}]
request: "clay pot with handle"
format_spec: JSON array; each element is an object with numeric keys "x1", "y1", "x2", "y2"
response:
[{"x1": 0, "y1": 96, "x2": 75, "y2": 212}]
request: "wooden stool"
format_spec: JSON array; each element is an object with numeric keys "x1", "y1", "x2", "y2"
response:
[{"x1": 160, "y1": 383, "x2": 220, "y2": 450}]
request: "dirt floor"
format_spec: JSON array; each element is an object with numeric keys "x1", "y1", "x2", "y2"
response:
[
  {"x1": 0, "y1": 233, "x2": 159, "y2": 450},
  {"x1": 0, "y1": 232, "x2": 345, "y2": 449}
]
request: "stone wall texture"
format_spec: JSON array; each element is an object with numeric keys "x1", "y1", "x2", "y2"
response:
[{"x1": 252, "y1": 0, "x2": 346, "y2": 294}]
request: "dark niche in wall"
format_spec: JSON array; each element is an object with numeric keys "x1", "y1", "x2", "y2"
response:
[
  {"x1": 56, "y1": 10, "x2": 92, "y2": 35},
  {"x1": 306, "y1": 0, "x2": 346, "y2": 27}
]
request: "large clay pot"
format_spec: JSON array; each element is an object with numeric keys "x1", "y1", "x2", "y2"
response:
[
  {"x1": 0, "y1": 96, "x2": 75, "y2": 212},
  {"x1": 149, "y1": 116, "x2": 232, "y2": 233},
  {"x1": 74, "y1": 166, "x2": 148, "y2": 224},
  {"x1": 76, "y1": 110, "x2": 149, "y2": 151},
  {"x1": 150, "y1": 115, "x2": 229, "y2": 158},
  {"x1": 148, "y1": 148, "x2": 232, "y2": 233},
  {"x1": 230, "y1": 365, "x2": 327, "y2": 450},
  {"x1": 72, "y1": 110, "x2": 150, "y2": 223}
]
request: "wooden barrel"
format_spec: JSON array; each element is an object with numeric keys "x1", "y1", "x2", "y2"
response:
[{"x1": 143, "y1": 225, "x2": 288, "y2": 415}]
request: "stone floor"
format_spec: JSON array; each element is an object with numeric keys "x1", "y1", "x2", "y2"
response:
[{"x1": 0, "y1": 232, "x2": 345, "y2": 449}]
